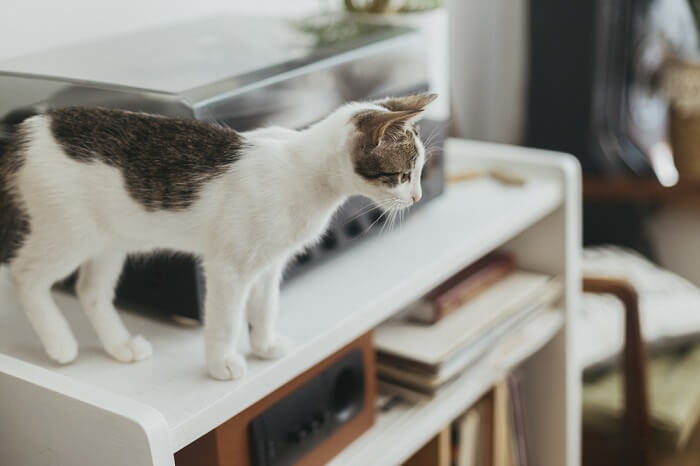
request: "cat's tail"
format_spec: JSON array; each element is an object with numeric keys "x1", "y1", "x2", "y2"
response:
[{"x1": 0, "y1": 107, "x2": 39, "y2": 157}]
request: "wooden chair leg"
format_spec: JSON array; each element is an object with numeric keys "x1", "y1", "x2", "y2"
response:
[{"x1": 583, "y1": 277, "x2": 651, "y2": 466}]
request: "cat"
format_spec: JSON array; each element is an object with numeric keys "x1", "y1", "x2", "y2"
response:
[{"x1": 0, "y1": 93, "x2": 436, "y2": 380}]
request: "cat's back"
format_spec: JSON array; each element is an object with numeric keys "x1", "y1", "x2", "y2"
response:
[
  {"x1": 47, "y1": 107, "x2": 245, "y2": 168},
  {"x1": 26, "y1": 107, "x2": 247, "y2": 211},
  {"x1": 48, "y1": 107, "x2": 246, "y2": 176}
]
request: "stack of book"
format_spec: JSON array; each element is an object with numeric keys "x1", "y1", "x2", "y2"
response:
[{"x1": 375, "y1": 252, "x2": 561, "y2": 398}]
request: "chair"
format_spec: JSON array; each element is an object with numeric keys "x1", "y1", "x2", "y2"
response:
[{"x1": 582, "y1": 277, "x2": 651, "y2": 466}]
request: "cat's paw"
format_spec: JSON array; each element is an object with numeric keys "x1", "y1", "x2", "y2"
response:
[
  {"x1": 208, "y1": 352, "x2": 248, "y2": 380},
  {"x1": 250, "y1": 334, "x2": 292, "y2": 360},
  {"x1": 107, "y1": 335, "x2": 153, "y2": 363},
  {"x1": 46, "y1": 336, "x2": 79, "y2": 364}
]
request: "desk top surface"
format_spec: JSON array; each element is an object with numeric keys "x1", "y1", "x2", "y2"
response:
[{"x1": 0, "y1": 139, "x2": 565, "y2": 451}]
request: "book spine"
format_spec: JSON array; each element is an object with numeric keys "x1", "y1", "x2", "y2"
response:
[
  {"x1": 411, "y1": 257, "x2": 515, "y2": 324},
  {"x1": 405, "y1": 299, "x2": 438, "y2": 324},
  {"x1": 434, "y1": 264, "x2": 514, "y2": 320},
  {"x1": 508, "y1": 373, "x2": 529, "y2": 466}
]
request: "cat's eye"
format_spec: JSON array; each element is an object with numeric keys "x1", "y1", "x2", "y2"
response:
[{"x1": 400, "y1": 172, "x2": 411, "y2": 183}]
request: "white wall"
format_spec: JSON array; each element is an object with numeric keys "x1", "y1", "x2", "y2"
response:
[
  {"x1": 0, "y1": 0, "x2": 335, "y2": 61},
  {"x1": 445, "y1": 0, "x2": 529, "y2": 144},
  {"x1": 1, "y1": 0, "x2": 527, "y2": 143}
]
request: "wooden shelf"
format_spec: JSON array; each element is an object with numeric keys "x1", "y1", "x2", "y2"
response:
[
  {"x1": 583, "y1": 177, "x2": 700, "y2": 203},
  {"x1": 0, "y1": 138, "x2": 581, "y2": 466}
]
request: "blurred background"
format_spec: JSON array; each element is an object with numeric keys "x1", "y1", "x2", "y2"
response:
[
  {"x1": 5, "y1": 0, "x2": 700, "y2": 273},
  {"x1": 5, "y1": 0, "x2": 696, "y2": 278},
  {"x1": 5, "y1": 0, "x2": 700, "y2": 464}
]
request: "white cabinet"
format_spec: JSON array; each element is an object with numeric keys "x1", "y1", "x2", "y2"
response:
[{"x1": 0, "y1": 138, "x2": 581, "y2": 466}]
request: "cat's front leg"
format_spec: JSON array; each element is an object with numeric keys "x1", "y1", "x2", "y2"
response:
[
  {"x1": 203, "y1": 260, "x2": 253, "y2": 380},
  {"x1": 247, "y1": 261, "x2": 292, "y2": 359},
  {"x1": 77, "y1": 251, "x2": 152, "y2": 363}
]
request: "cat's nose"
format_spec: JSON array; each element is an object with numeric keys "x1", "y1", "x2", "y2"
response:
[{"x1": 412, "y1": 192, "x2": 421, "y2": 203}]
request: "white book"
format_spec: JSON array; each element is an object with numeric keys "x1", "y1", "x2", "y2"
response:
[
  {"x1": 375, "y1": 270, "x2": 558, "y2": 367},
  {"x1": 457, "y1": 408, "x2": 481, "y2": 466},
  {"x1": 377, "y1": 303, "x2": 556, "y2": 393}
]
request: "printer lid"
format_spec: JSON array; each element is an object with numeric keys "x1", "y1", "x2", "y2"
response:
[{"x1": 0, "y1": 15, "x2": 413, "y2": 96}]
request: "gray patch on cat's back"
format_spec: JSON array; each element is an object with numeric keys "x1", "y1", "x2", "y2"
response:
[
  {"x1": 49, "y1": 107, "x2": 247, "y2": 211},
  {"x1": 0, "y1": 124, "x2": 31, "y2": 265}
]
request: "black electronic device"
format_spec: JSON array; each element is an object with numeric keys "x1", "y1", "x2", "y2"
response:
[
  {"x1": 248, "y1": 349, "x2": 364, "y2": 466},
  {"x1": 174, "y1": 332, "x2": 375, "y2": 466}
]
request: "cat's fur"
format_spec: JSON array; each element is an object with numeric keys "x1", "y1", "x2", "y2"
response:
[{"x1": 0, "y1": 93, "x2": 436, "y2": 380}]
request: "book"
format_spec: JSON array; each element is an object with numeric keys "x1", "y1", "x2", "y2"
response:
[
  {"x1": 455, "y1": 407, "x2": 481, "y2": 466},
  {"x1": 407, "y1": 252, "x2": 515, "y2": 324},
  {"x1": 376, "y1": 302, "x2": 553, "y2": 394},
  {"x1": 493, "y1": 380, "x2": 511, "y2": 466},
  {"x1": 404, "y1": 427, "x2": 451, "y2": 466},
  {"x1": 508, "y1": 372, "x2": 529, "y2": 466},
  {"x1": 376, "y1": 270, "x2": 559, "y2": 372},
  {"x1": 466, "y1": 393, "x2": 495, "y2": 466},
  {"x1": 377, "y1": 379, "x2": 432, "y2": 403}
]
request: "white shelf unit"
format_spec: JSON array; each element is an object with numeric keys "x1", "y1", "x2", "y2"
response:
[{"x1": 0, "y1": 138, "x2": 581, "y2": 466}]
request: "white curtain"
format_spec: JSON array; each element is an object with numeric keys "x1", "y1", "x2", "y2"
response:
[{"x1": 446, "y1": 0, "x2": 529, "y2": 144}]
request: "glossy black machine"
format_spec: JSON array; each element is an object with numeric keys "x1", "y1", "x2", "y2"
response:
[{"x1": 0, "y1": 15, "x2": 447, "y2": 321}]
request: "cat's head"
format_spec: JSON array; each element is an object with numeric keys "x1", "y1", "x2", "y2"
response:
[{"x1": 346, "y1": 93, "x2": 437, "y2": 210}]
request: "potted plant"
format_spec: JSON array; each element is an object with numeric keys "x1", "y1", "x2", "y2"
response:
[{"x1": 343, "y1": 0, "x2": 441, "y2": 13}]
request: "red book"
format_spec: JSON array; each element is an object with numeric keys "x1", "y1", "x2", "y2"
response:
[{"x1": 408, "y1": 252, "x2": 515, "y2": 324}]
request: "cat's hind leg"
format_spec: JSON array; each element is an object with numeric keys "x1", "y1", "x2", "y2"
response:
[
  {"x1": 247, "y1": 262, "x2": 291, "y2": 360},
  {"x1": 76, "y1": 251, "x2": 152, "y2": 362}
]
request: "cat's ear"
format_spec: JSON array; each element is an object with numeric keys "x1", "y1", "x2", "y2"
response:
[
  {"x1": 355, "y1": 109, "x2": 421, "y2": 146},
  {"x1": 377, "y1": 93, "x2": 438, "y2": 113}
]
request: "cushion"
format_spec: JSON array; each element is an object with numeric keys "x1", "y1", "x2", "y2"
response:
[{"x1": 579, "y1": 246, "x2": 700, "y2": 369}]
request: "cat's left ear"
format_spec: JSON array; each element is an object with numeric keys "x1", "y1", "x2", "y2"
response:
[
  {"x1": 377, "y1": 93, "x2": 438, "y2": 113},
  {"x1": 354, "y1": 109, "x2": 422, "y2": 146}
]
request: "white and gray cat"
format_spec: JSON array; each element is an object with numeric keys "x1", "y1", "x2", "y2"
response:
[{"x1": 0, "y1": 93, "x2": 436, "y2": 380}]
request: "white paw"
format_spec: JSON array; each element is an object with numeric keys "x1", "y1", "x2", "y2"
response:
[
  {"x1": 46, "y1": 336, "x2": 79, "y2": 364},
  {"x1": 251, "y1": 334, "x2": 292, "y2": 360},
  {"x1": 106, "y1": 335, "x2": 153, "y2": 363},
  {"x1": 207, "y1": 352, "x2": 248, "y2": 380}
]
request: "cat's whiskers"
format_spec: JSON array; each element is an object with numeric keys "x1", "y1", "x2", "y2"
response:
[
  {"x1": 420, "y1": 124, "x2": 441, "y2": 149},
  {"x1": 380, "y1": 209, "x2": 396, "y2": 237},
  {"x1": 376, "y1": 199, "x2": 406, "y2": 236},
  {"x1": 345, "y1": 199, "x2": 397, "y2": 223},
  {"x1": 365, "y1": 204, "x2": 394, "y2": 233},
  {"x1": 425, "y1": 144, "x2": 442, "y2": 161}
]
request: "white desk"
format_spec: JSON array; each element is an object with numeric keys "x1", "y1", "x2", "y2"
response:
[{"x1": 0, "y1": 138, "x2": 581, "y2": 466}]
